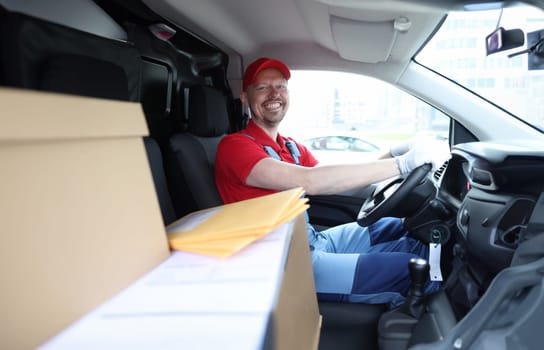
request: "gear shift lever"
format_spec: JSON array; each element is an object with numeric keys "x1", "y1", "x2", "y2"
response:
[
  {"x1": 403, "y1": 257, "x2": 429, "y2": 318},
  {"x1": 409, "y1": 258, "x2": 429, "y2": 296},
  {"x1": 378, "y1": 258, "x2": 437, "y2": 350}
]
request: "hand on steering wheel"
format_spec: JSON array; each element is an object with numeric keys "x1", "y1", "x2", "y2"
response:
[
  {"x1": 357, "y1": 163, "x2": 432, "y2": 227},
  {"x1": 396, "y1": 137, "x2": 450, "y2": 176},
  {"x1": 357, "y1": 137, "x2": 450, "y2": 227}
]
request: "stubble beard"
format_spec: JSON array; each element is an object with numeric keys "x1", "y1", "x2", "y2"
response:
[{"x1": 263, "y1": 111, "x2": 286, "y2": 127}]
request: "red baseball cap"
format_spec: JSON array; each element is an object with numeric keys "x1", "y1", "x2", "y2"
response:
[{"x1": 242, "y1": 57, "x2": 291, "y2": 91}]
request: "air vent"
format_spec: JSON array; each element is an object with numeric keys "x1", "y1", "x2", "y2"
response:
[{"x1": 433, "y1": 160, "x2": 449, "y2": 181}]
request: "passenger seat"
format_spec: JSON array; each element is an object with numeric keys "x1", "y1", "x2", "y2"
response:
[
  {"x1": 144, "y1": 137, "x2": 177, "y2": 225},
  {"x1": 165, "y1": 85, "x2": 230, "y2": 217}
]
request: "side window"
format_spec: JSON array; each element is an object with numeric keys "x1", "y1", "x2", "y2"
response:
[
  {"x1": 327, "y1": 136, "x2": 349, "y2": 151},
  {"x1": 351, "y1": 137, "x2": 380, "y2": 152},
  {"x1": 282, "y1": 71, "x2": 449, "y2": 164}
]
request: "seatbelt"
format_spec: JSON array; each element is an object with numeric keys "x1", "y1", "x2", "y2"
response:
[{"x1": 241, "y1": 133, "x2": 301, "y2": 165}]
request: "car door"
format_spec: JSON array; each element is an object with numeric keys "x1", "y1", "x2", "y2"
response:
[
  {"x1": 283, "y1": 70, "x2": 451, "y2": 229},
  {"x1": 307, "y1": 187, "x2": 376, "y2": 229}
]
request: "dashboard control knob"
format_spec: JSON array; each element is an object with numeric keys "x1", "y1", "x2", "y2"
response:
[
  {"x1": 430, "y1": 199, "x2": 451, "y2": 219},
  {"x1": 460, "y1": 208, "x2": 470, "y2": 226}
]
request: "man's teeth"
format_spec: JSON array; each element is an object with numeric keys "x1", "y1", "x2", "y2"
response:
[{"x1": 265, "y1": 102, "x2": 281, "y2": 110}]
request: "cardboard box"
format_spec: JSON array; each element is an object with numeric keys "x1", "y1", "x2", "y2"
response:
[
  {"x1": 270, "y1": 212, "x2": 322, "y2": 350},
  {"x1": 0, "y1": 88, "x2": 171, "y2": 350},
  {"x1": 40, "y1": 213, "x2": 322, "y2": 350},
  {"x1": 0, "y1": 87, "x2": 320, "y2": 349}
]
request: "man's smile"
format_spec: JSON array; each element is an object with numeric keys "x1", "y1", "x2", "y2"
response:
[{"x1": 263, "y1": 100, "x2": 282, "y2": 111}]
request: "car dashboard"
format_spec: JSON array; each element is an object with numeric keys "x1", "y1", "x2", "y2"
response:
[
  {"x1": 381, "y1": 140, "x2": 544, "y2": 350},
  {"x1": 438, "y1": 140, "x2": 544, "y2": 277}
]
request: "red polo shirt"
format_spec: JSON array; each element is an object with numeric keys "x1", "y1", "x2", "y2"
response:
[{"x1": 215, "y1": 119, "x2": 319, "y2": 204}]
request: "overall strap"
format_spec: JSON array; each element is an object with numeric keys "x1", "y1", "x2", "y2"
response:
[
  {"x1": 241, "y1": 133, "x2": 300, "y2": 165},
  {"x1": 285, "y1": 140, "x2": 301, "y2": 165}
]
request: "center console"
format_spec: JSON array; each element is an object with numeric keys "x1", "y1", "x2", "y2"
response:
[{"x1": 377, "y1": 259, "x2": 457, "y2": 350}]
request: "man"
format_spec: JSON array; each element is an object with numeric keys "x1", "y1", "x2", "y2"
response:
[{"x1": 215, "y1": 57, "x2": 450, "y2": 307}]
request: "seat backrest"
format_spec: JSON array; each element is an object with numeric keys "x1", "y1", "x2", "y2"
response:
[
  {"x1": 144, "y1": 137, "x2": 177, "y2": 225},
  {"x1": 166, "y1": 85, "x2": 230, "y2": 217}
]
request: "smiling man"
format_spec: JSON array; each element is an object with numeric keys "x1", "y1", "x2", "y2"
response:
[{"x1": 214, "y1": 57, "x2": 449, "y2": 307}]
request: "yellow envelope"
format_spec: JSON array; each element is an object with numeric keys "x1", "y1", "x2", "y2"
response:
[{"x1": 166, "y1": 187, "x2": 309, "y2": 258}]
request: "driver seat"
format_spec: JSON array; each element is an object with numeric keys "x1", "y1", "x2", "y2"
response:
[
  {"x1": 318, "y1": 301, "x2": 386, "y2": 350},
  {"x1": 166, "y1": 84, "x2": 387, "y2": 350}
]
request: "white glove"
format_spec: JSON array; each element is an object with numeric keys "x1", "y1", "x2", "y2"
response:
[
  {"x1": 390, "y1": 138, "x2": 415, "y2": 157},
  {"x1": 395, "y1": 139, "x2": 450, "y2": 175}
]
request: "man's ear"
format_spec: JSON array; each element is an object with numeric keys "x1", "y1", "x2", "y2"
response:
[{"x1": 240, "y1": 91, "x2": 248, "y2": 106}]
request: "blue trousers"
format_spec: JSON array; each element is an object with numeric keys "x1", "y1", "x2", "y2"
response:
[{"x1": 307, "y1": 217, "x2": 441, "y2": 308}]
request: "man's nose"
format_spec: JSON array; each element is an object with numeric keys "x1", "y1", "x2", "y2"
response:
[{"x1": 268, "y1": 86, "x2": 281, "y2": 97}]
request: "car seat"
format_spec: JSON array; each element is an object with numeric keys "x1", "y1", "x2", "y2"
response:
[
  {"x1": 165, "y1": 85, "x2": 229, "y2": 217},
  {"x1": 144, "y1": 137, "x2": 177, "y2": 225}
]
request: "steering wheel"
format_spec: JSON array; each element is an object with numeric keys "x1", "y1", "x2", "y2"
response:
[{"x1": 357, "y1": 163, "x2": 432, "y2": 227}]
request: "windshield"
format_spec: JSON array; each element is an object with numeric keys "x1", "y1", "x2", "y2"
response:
[{"x1": 416, "y1": 4, "x2": 544, "y2": 131}]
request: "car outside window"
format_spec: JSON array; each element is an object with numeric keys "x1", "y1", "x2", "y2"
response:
[{"x1": 282, "y1": 71, "x2": 449, "y2": 164}]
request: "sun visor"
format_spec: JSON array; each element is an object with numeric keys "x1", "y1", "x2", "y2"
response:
[{"x1": 330, "y1": 15, "x2": 397, "y2": 63}]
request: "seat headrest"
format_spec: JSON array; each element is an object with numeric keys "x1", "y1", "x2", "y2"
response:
[{"x1": 187, "y1": 85, "x2": 230, "y2": 137}]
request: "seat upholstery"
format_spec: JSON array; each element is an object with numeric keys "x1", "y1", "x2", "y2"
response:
[
  {"x1": 144, "y1": 137, "x2": 177, "y2": 225},
  {"x1": 318, "y1": 302, "x2": 385, "y2": 350},
  {"x1": 166, "y1": 85, "x2": 230, "y2": 217}
]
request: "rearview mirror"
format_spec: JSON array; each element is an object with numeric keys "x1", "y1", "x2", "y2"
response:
[{"x1": 485, "y1": 27, "x2": 525, "y2": 55}]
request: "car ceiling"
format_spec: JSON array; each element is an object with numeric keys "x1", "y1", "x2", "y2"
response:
[
  {"x1": 4, "y1": 0, "x2": 542, "y2": 89},
  {"x1": 140, "y1": 0, "x2": 505, "y2": 86}
]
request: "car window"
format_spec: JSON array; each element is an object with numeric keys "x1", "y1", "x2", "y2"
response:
[
  {"x1": 327, "y1": 136, "x2": 349, "y2": 151},
  {"x1": 352, "y1": 138, "x2": 380, "y2": 152},
  {"x1": 416, "y1": 4, "x2": 544, "y2": 131},
  {"x1": 282, "y1": 71, "x2": 449, "y2": 164}
]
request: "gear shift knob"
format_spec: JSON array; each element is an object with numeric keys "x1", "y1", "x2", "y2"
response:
[{"x1": 408, "y1": 258, "x2": 429, "y2": 298}]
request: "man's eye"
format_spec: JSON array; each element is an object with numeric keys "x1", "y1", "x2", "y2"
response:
[{"x1": 256, "y1": 85, "x2": 269, "y2": 91}]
